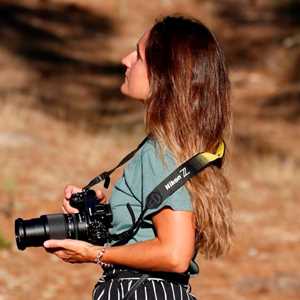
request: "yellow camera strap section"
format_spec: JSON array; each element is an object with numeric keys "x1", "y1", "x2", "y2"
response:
[{"x1": 194, "y1": 140, "x2": 225, "y2": 168}]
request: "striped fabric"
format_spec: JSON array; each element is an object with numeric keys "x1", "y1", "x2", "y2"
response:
[{"x1": 93, "y1": 277, "x2": 197, "y2": 300}]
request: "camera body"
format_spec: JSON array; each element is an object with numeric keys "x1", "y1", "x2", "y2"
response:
[
  {"x1": 69, "y1": 189, "x2": 112, "y2": 245},
  {"x1": 15, "y1": 190, "x2": 112, "y2": 250}
]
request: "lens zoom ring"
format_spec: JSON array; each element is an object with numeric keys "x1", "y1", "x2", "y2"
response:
[{"x1": 46, "y1": 214, "x2": 68, "y2": 240}]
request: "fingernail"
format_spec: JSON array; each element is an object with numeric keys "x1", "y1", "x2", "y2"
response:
[{"x1": 44, "y1": 241, "x2": 49, "y2": 247}]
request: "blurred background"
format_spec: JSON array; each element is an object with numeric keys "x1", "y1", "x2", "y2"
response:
[{"x1": 0, "y1": 0, "x2": 299, "y2": 299}]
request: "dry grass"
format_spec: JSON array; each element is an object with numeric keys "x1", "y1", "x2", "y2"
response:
[{"x1": 0, "y1": 0, "x2": 300, "y2": 300}]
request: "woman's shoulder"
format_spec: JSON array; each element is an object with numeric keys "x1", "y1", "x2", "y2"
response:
[
  {"x1": 140, "y1": 137, "x2": 157, "y2": 153},
  {"x1": 138, "y1": 138, "x2": 179, "y2": 185},
  {"x1": 141, "y1": 138, "x2": 175, "y2": 166}
]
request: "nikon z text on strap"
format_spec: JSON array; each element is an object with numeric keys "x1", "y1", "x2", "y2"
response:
[{"x1": 110, "y1": 141, "x2": 225, "y2": 246}]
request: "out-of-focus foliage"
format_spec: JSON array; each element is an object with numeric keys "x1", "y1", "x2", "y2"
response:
[{"x1": 0, "y1": 229, "x2": 10, "y2": 249}]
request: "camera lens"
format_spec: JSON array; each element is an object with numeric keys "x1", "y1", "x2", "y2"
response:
[
  {"x1": 15, "y1": 216, "x2": 48, "y2": 250},
  {"x1": 15, "y1": 213, "x2": 88, "y2": 250}
]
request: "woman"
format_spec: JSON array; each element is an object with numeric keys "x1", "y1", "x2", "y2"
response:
[{"x1": 44, "y1": 15, "x2": 233, "y2": 300}]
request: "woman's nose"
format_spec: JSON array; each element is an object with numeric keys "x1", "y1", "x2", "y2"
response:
[
  {"x1": 121, "y1": 55, "x2": 129, "y2": 67},
  {"x1": 121, "y1": 51, "x2": 135, "y2": 67}
]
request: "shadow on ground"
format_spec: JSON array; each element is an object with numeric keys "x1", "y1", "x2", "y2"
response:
[
  {"x1": 0, "y1": 1, "x2": 143, "y2": 132},
  {"x1": 212, "y1": 0, "x2": 300, "y2": 82},
  {"x1": 259, "y1": 86, "x2": 300, "y2": 122},
  {"x1": 208, "y1": 0, "x2": 300, "y2": 134}
]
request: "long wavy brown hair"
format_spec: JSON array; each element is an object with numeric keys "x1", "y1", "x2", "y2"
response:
[{"x1": 144, "y1": 15, "x2": 233, "y2": 258}]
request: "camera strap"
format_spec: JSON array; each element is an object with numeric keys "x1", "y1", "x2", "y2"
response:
[
  {"x1": 145, "y1": 141, "x2": 225, "y2": 210},
  {"x1": 110, "y1": 141, "x2": 225, "y2": 246},
  {"x1": 83, "y1": 136, "x2": 149, "y2": 190}
]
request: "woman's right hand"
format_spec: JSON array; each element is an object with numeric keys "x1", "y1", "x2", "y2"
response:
[
  {"x1": 62, "y1": 185, "x2": 107, "y2": 214},
  {"x1": 62, "y1": 185, "x2": 82, "y2": 213}
]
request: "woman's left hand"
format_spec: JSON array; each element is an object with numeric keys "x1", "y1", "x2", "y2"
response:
[{"x1": 43, "y1": 239, "x2": 99, "y2": 264}]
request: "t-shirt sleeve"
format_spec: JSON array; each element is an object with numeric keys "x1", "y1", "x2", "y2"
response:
[{"x1": 141, "y1": 145, "x2": 193, "y2": 220}]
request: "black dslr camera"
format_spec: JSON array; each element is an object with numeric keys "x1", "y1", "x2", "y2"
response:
[{"x1": 15, "y1": 190, "x2": 112, "y2": 250}]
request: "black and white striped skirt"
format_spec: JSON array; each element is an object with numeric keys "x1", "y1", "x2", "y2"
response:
[{"x1": 93, "y1": 267, "x2": 197, "y2": 300}]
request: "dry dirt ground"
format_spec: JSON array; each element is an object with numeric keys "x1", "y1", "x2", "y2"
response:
[{"x1": 0, "y1": 1, "x2": 300, "y2": 300}]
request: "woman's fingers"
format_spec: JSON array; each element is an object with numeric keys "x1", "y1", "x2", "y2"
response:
[
  {"x1": 43, "y1": 239, "x2": 97, "y2": 264},
  {"x1": 62, "y1": 204, "x2": 78, "y2": 214},
  {"x1": 64, "y1": 185, "x2": 82, "y2": 199},
  {"x1": 62, "y1": 185, "x2": 82, "y2": 213},
  {"x1": 62, "y1": 198, "x2": 79, "y2": 213},
  {"x1": 62, "y1": 185, "x2": 107, "y2": 214},
  {"x1": 96, "y1": 189, "x2": 107, "y2": 203}
]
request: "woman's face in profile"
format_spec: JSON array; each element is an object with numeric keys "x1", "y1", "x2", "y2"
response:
[{"x1": 120, "y1": 30, "x2": 150, "y2": 101}]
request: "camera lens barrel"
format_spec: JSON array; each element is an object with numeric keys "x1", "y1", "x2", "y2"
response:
[{"x1": 15, "y1": 214, "x2": 85, "y2": 250}]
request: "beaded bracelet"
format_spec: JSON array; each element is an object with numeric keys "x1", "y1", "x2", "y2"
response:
[{"x1": 95, "y1": 245, "x2": 112, "y2": 268}]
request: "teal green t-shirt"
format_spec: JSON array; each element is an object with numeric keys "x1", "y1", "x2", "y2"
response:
[
  {"x1": 109, "y1": 138, "x2": 193, "y2": 241},
  {"x1": 108, "y1": 138, "x2": 198, "y2": 274}
]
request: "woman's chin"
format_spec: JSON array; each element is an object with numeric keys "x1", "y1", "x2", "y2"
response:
[
  {"x1": 120, "y1": 86, "x2": 146, "y2": 103},
  {"x1": 120, "y1": 84, "x2": 128, "y2": 96}
]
